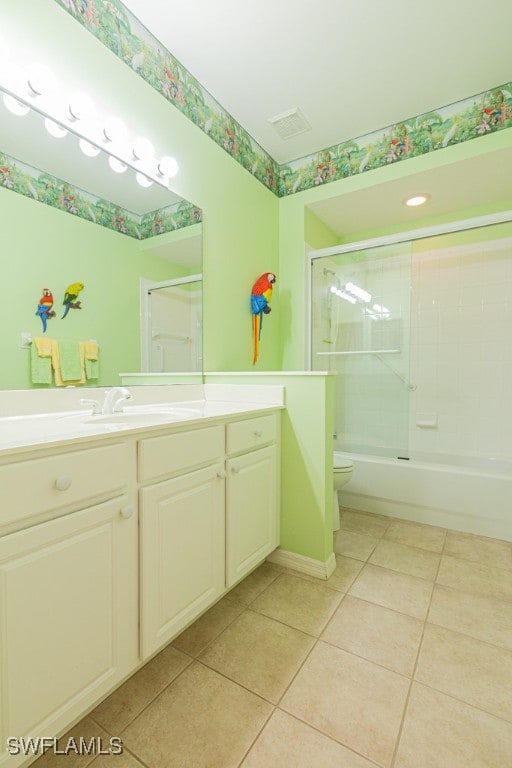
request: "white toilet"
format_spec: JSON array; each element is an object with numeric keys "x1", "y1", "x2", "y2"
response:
[{"x1": 333, "y1": 452, "x2": 354, "y2": 531}]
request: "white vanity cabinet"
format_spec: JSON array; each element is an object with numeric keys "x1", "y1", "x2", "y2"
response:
[
  {"x1": 138, "y1": 412, "x2": 280, "y2": 659},
  {"x1": 0, "y1": 443, "x2": 138, "y2": 768},
  {"x1": 226, "y1": 414, "x2": 279, "y2": 586},
  {"x1": 138, "y1": 426, "x2": 226, "y2": 659},
  {"x1": 0, "y1": 401, "x2": 281, "y2": 766}
]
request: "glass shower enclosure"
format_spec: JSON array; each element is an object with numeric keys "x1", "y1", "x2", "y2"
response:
[
  {"x1": 310, "y1": 242, "x2": 413, "y2": 458},
  {"x1": 140, "y1": 274, "x2": 203, "y2": 373},
  {"x1": 309, "y1": 212, "x2": 512, "y2": 463}
]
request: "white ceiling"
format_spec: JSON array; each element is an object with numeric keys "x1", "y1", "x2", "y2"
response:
[
  {"x1": 1, "y1": 0, "x2": 511, "y2": 235},
  {"x1": 307, "y1": 145, "x2": 512, "y2": 238},
  {"x1": 141, "y1": 231, "x2": 202, "y2": 270},
  {"x1": 122, "y1": 0, "x2": 512, "y2": 164}
]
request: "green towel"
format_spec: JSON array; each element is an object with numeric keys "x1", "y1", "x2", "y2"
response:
[
  {"x1": 30, "y1": 341, "x2": 52, "y2": 385},
  {"x1": 59, "y1": 340, "x2": 83, "y2": 381},
  {"x1": 85, "y1": 357, "x2": 99, "y2": 380}
]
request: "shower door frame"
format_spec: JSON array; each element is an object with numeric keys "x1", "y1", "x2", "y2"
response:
[
  {"x1": 140, "y1": 273, "x2": 203, "y2": 373},
  {"x1": 306, "y1": 208, "x2": 512, "y2": 370}
]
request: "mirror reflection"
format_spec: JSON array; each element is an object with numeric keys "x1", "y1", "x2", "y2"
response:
[{"x1": 0, "y1": 86, "x2": 202, "y2": 390}]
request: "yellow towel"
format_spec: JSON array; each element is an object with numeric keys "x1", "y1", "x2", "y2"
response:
[
  {"x1": 81, "y1": 340, "x2": 99, "y2": 380},
  {"x1": 34, "y1": 336, "x2": 53, "y2": 358},
  {"x1": 84, "y1": 340, "x2": 99, "y2": 361},
  {"x1": 51, "y1": 340, "x2": 86, "y2": 386}
]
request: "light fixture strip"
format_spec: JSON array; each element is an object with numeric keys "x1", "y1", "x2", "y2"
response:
[{"x1": 0, "y1": 62, "x2": 178, "y2": 188}]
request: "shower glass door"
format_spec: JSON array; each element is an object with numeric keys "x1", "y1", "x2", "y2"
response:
[
  {"x1": 144, "y1": 277, "x2": 202, "y2": 373},
  {"x1": 311, "y1": 242, "x2": 412, "y2": 458}
]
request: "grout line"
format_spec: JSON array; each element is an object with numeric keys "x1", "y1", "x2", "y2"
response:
[
  {"x1": 274, "y1": 634, "x2": 320, "y2": 709},
  {"x1": 233, "y1": 705, "x2": 276, "y2": 768},
  {"x1": 389, "y1": 539, "x2": 443, "y2": 768},
  {"x1": 410, "y1": 679, "x2": 512, "y2": 728},
  {"x1": 273, "y1": 708, "x2": 384, "y2": 768},
  {"x1": 173, "y1": 597, "x2": 248, "y2": 659},
  {"x1": 193, "y1": 655, "x2": 279, "y2": 708}
]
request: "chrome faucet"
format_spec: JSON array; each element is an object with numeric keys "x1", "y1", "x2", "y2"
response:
[{"x1": 101, "y1": 387, "x2": 132, "y2": 415}]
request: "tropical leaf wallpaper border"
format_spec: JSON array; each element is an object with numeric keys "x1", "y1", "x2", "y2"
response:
[
  {"x1": 54, "y1": 0, "x2": 280, "y2": 194},
  {"x1": 278, "y1": 83, "x2": 512, "y2": 196},
  {"x1": 27, "y1": 1, "x2": 512, "y2": 203},
  {"x1": 0, "y1": 149, "x2": 202, "y2": 240}
]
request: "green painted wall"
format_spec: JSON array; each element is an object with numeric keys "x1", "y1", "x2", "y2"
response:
[
  {"x1": 4, "y1": 1, "x2": 512, "y2": 567},
  {"x1": 204, "y1": 373, "x2": 335, "y2": 563},
  {"x1": 279, "y1": 129, "x2": 512, "y2": 370},
  {"x1": 1, "y1": 1, "x2": 281, "y2": 382},
  {"x1": 304, "y1": 208, "x2": 341, "y2": 249},
  {"x1": 412, "y1": 219, "x2": 512, "y2": 254},
  {"x1": 1, "y1": 186, "x2": 186, "y2": 389}
]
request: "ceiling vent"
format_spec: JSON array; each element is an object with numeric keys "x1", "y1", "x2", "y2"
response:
[{"x1": 268, "y1": 107, "x2": 311, "y2": 140}]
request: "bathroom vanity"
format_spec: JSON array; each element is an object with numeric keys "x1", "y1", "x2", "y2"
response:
[{"x1": 0, "y1": 385, "x2": 282, "y2": 767}]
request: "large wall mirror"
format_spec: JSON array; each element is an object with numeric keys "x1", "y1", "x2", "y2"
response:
[{"x1": 0, "y1": 2, "x2": 202, "y2": 391}]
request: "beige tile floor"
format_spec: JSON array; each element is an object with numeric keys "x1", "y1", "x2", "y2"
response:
[{"x1": 34, "y1": 508, "x2": 512, "y2": 768}]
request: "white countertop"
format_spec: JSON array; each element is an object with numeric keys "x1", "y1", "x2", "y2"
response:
[{"x1": 0, "y1": 387, "x2": 285, "y2": 458}]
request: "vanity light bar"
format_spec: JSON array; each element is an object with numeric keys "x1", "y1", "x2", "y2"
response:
[{"x1": 0, "y1": 50, "x2": 179, "y2": 188}]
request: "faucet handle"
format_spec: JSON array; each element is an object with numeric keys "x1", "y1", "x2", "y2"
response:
[{"x1": 79, "y1": 397, "x2": 101, "y2": 415}]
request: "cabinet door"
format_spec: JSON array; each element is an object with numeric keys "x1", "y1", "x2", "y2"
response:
[
  {"x1": 140, "y1": 464, "x2": 225, "y2": 659},
  {"x1": 0, "y1": 496, "x2": 138, "y2": 765},
  {"x1": 226, "y1": 445, "x2": 279, "y2": 587}
]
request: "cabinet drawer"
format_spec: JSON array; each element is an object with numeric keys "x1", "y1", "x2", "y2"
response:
[
  {"x1": 226, "y1": 414, "x2": 277, "y2": 456},
  {"x1": 0, "y1": 443, "x2": 133, "y2": 531},
  {"x1": 139, "y1": 425, "x2": 224, "y2": 483}
]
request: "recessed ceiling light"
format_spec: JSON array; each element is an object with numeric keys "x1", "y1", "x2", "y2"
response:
[{"x1": 404, "y1": 193, "x2": 430, "y2": 207}]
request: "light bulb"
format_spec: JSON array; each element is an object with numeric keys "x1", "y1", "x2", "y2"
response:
[
  {"x1": 3, "y1": 94, "x2": 30, "y2": 116},
  {"x1": 68, "y1": 92, "x2": 95, "y2": 121},
  {"x1": 44, "y1": 118, "x2": 68, "y2": 138},
  {"x1": 108, "y1": 156, "x2": 127, "y2": 174},
  {"x1": 79, "y1": 138, "x2": 101, "y2": 157},
  {"x1": 404, "y1": 194, "x2": 430, "y2": 207},
  {"x1": 27, "y1": 62, "x2": 57, "y2": 95},
  {"x1": 135, "y1": 172, "x2": 153, "y2": 188},
  {"x1": 132, "y1": 136, "x2": 154, "y2": 161},
  {"x1": 103, "y1": 117, "x2": 128, "y2": 143},
  {"x1": 157, "y1": 155, "x2": 179, "y2": 178}
]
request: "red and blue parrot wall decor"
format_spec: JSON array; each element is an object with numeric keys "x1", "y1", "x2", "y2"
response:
[
  {"x1": 35, "y1": 288, "x2": 56, "y2": 333},
  {"x1": 251, "y1": 272, "x2": 276, "y2": 365}
]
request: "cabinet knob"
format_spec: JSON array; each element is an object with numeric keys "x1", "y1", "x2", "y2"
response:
[
  {"x1": 120, "y1": 505, "x2": 134, "y2": 519},
  {"x1": 231, "y1": 465, "x2": 240, "y2": 474},
  {"x1": 254, "y1": 430, "x2": 263, "y2": 438},
  {"x1": 55, "y1": 475, "x2": 72, "y2": 491},
  {"x1": 216, "y1": 469, "x2": 226, "y2": 479}
]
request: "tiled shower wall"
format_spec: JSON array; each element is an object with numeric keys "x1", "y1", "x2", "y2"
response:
[
  {"x1": 314, "y1": 228, "x2": 512, "y2": 460},
  {"x1": 409, "y1": 235, "x2": 512, "y2": 458}
]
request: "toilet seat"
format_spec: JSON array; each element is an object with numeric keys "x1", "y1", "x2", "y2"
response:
[{"x1": 334, "y1": 457, "x2": 353, "y2": 471}]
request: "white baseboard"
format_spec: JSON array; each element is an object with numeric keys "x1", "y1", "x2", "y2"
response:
[{"x1": 267, "y1": 548, "x2": 337, "y2": 580}]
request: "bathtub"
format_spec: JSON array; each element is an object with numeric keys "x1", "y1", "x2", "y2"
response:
[{"x1": 335, "y1": 451, "x2": 512, "y2": 542}]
